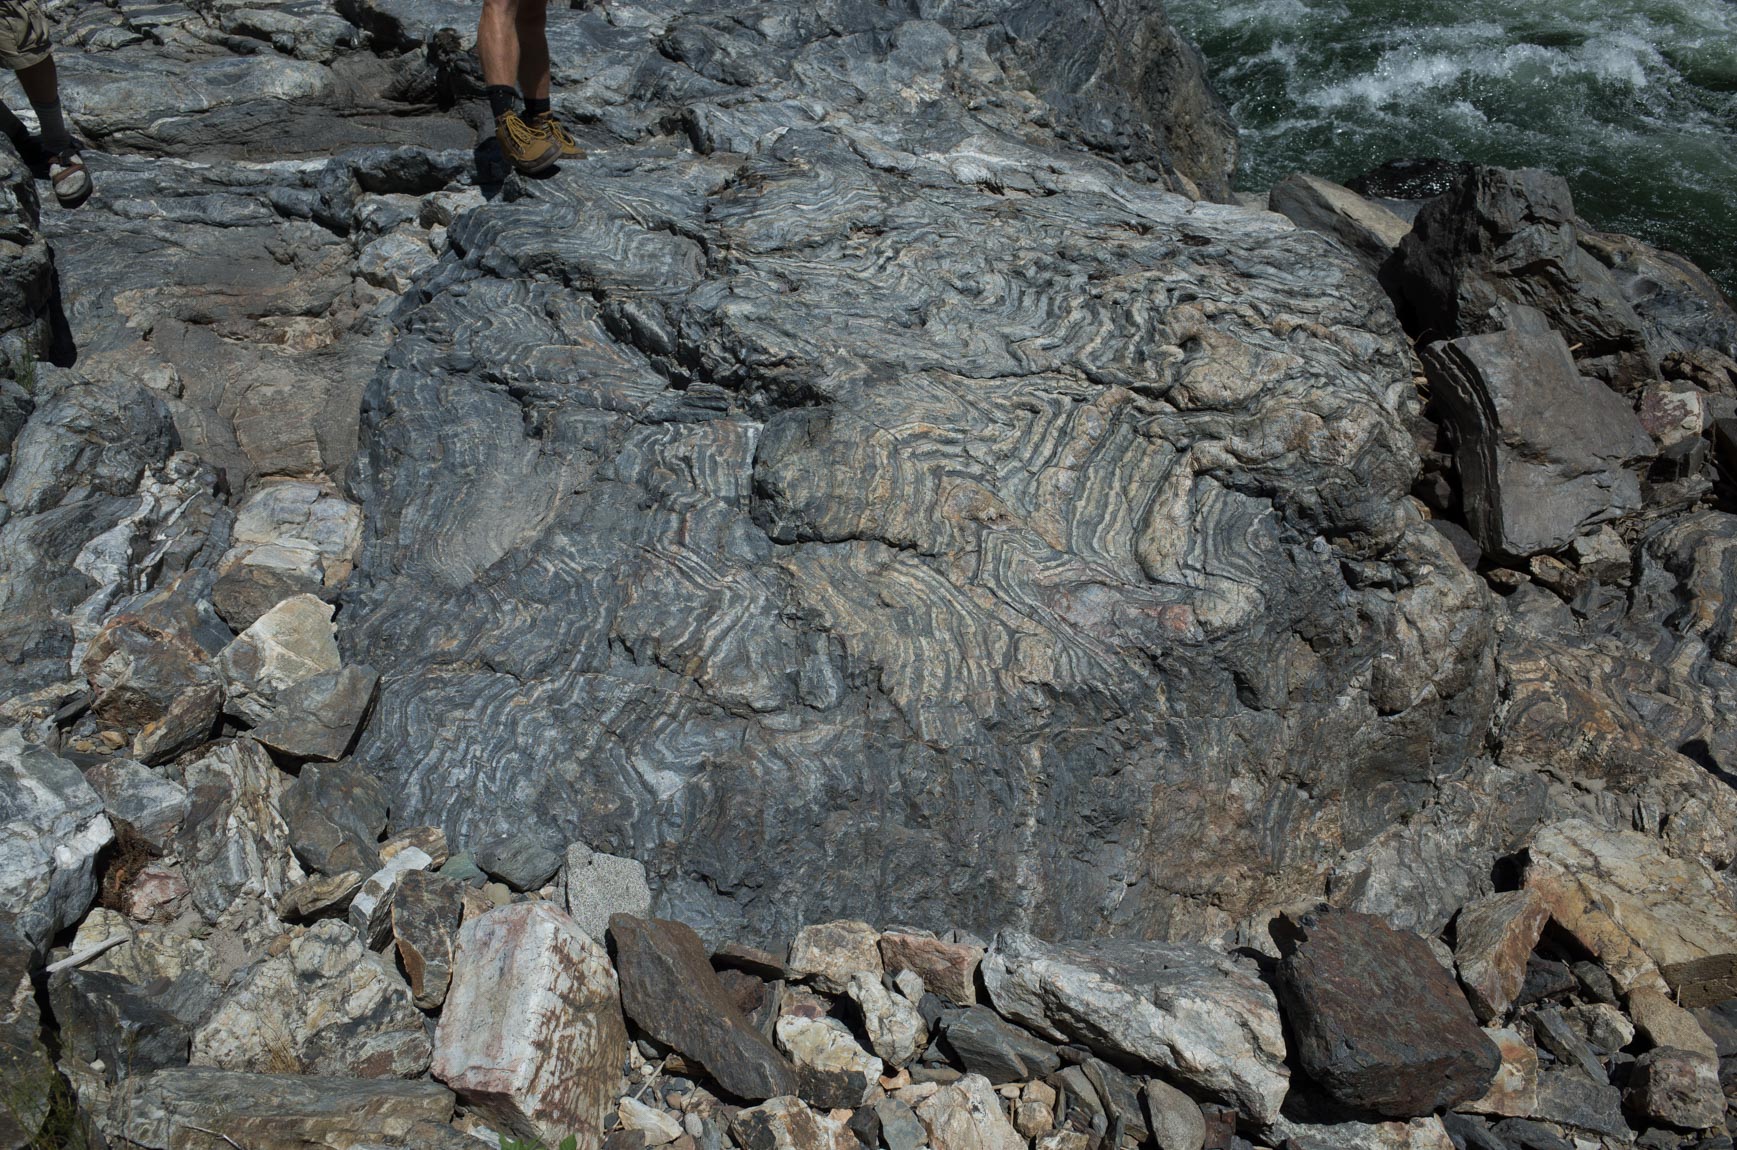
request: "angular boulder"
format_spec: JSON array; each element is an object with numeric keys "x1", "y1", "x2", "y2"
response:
[
  {"x1": 1453, "y1": 889, "x2": 1550, "y2": 1022},
  {"x1": 1526, "y1": 819, "x2": 1737, "y2": 1006},
  {"x1": 217, "y1": 594, "x2": 340, "y2": 724},
  {"x1": 1628, "y1": 987, "x2": 1719, "y2": 1061},
  {"x1": 51, "y1": 967, "x2": 192, "y2": 1079},
  {"x1": 249, "y1": 664, "x2": 379, "y2": 763},
  {"x1": 1624, "y1": 1047, "x2": 1724, "y2": 1130},
  {"x1": 1391, "y1": 166, "x2": 1655, "y2": 390},
  {"x1": 0, "y1": 728, "x2": 113, "y2": 952},
  {"x1": 1276, "y1": 910, "x2": 1500, "y2": 1117},
  {"x1": 433, "y1": 902, "x2": 626, "y2": 1148},
  {"x1": 936, "y1": 1005, "x2": 1060, "y2": 1084},
  {"x1": 80, "y1": 596, "x2": 223, "y2": 764},
  {"x1": 775, "y1": 1014, "x2": 882, "y2": 1110},
  {"x1": 1458, "y1": 1028, "x2": 1538, "y2": 1118},
  {"x1": 175, "y1": 739, "x2": 303, "y2": 922},
  {"x1": 788, "y1": 920, "x2": 882, "y2": 994},
  {"x1": 729, "y1": 1095, "x2": 855, "y2": 1150},
  {"x1": 191, "y1": 919, "x2": 431, "y2": 1078},
  {"x1": 880, "y1": 931, "x2": 984, "y2": 1007},
  {"x1": 213, "y1": 481, "x2": 363, "y2": 631},
  {"x1": 1419, "y1": 313, "x2": 1650, "y2": 559},
  {"x1": 916, "y1": 1073, "x2": 1026, "y2": 1150},
  {"x1": 81, "y1": 759, "x2": 189, "y2": 852},
  {"x1": 278, "y1": 759, "x2": 389, "y2": 877},
  {"x1": 982, "y1": 930, "x2": 1288, "y2": 1123},
  {"x1": 563, "y1": 840, "x2": 652, "y2": 942},
  {"x1": 609, "y1": 914, "x2": 797, "y2": 1103},
  {"x1": 0, "y1": 925, "x2": 53, "y2": 1150},
  {"x1": 472, "y1": 830, "x2": 563, "y2": 892},
  {"x1": 392, "y1": 868, "x2": 465, "y2": 1008},
  {"x1": 350, "y1": 846, "x2": 433, "y2": 950},
  {"x1": 847, "y1": 970, "x2": 927, "y2": 1069}
]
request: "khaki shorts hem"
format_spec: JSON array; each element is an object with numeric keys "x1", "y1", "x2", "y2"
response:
[{"x1": 0, "y1": 44, "x2": 51, "y2": 70}]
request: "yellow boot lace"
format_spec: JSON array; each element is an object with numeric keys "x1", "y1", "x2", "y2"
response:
[{"x1": 498, "y1": 111, "x2": 550, "y2": 155}]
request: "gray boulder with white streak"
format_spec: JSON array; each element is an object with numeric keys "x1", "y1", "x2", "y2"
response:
[
  {"x1": 0, "y1": 728, "x2": 112, "y2": 953},
  {"x1": 981, "y1": 930, "x2": 1289, "y2": 1123}
]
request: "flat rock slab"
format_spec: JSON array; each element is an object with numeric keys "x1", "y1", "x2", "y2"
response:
[
  {"x1": 110, "y1": 1068, "x2": 454, "y2": 1150},
  {"x1": 343, "y1": 0, "x2": 1494, "y2": 949},
  {"x1": 1276, "y1": 910, "x2": 1499, "y2": 1117},
  {"x1": 1268, "y1": 1116, "x2": 1454, "y2": 1150},
  {"x1": 1268, "y1": 173, "x2": 1411, "y2": 275},
  {"x1": 983, "y1": 930, "x2": 1288, "y2": 1123},
  {"x1": 434, "y1": 902, "x2": 626, "y2": 1148},
  {"x1": 1526, "y1": 819, "x2": 1737, "y2": 1006},
  {"x1": 610, "y1": 914, "x2": 796, "y2": 1102},
  {"x1": 0, "y1": 728, "x2": 113, "y2": 952}
]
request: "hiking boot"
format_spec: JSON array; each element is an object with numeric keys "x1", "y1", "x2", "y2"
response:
[
  {"x1": 48, "y1": 151, "x2": 91, "y2": 209},
  {"x1": 529, "y1": 111, "x2": 585, "y2": 159},
  {"x1": 495, "y1": 110, "x2": 560, "y2": 175}
]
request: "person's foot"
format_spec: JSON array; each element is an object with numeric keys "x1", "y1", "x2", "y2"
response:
[
  {"x1": 529, "y1": 111, "x2": 585, "y2": 159},
  {"x1": 48, "y1": 151, "x2": 91, "y2": 209},
  {"x1": 494, "y1": 110, "x2": 561, "y2": 176}
]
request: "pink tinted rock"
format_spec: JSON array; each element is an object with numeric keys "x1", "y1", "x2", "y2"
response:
[{"x1": 433, "y1": 902, "x2": 627, "y2": 1149}]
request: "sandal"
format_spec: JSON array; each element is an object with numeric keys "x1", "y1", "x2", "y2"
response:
[{"x1": 49, "y1": 151, "x2": 92, "y2": 209}]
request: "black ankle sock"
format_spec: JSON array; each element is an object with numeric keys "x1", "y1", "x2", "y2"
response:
[
  {"x1": 486, "y1": 85, "x2": 518, "y2": 118},
  {"x1": 522, "y1": 96, "x2": 551, "y2": 118}
]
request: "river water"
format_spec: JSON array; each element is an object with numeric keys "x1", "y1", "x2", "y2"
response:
[{"x1": 1166, "y1": 0, "x2": 1737, "y2": 294}]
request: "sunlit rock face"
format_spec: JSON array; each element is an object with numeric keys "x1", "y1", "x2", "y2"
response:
[{"x1": 344, "y1": 0, "x2": 1495, "y2": 945}]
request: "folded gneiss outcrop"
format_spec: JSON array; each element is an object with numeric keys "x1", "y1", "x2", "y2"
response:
[{"x1": 339, "y1": 0, "x2": 1494, "y2": 947}]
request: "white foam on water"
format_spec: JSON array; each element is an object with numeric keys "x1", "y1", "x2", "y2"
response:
[{"x1": 1168, "y1": 0, "x2": 1737, "y2": 290}]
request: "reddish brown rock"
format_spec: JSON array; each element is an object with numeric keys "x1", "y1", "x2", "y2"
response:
[
  {"x1": 1624, "y1": 1047, "x2": 1724, "y2": 1130},
  {"x1": 880, "y1": 931, "x2": 984, "y2": 1006},
  {"x1": 1276, "y1": 910, "x2": 1500, "y2": 1117},
  {"x1": 610, "y1": 914, "x2": 797, "y2": 1103},
  {"x1": 433, "y1": 903, "x2": 626, "y2": 1149}
]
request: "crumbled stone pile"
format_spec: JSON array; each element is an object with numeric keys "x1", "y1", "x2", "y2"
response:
[{"x1": 8, "y1": 803, "x2": 1737, "y2": 1150}]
